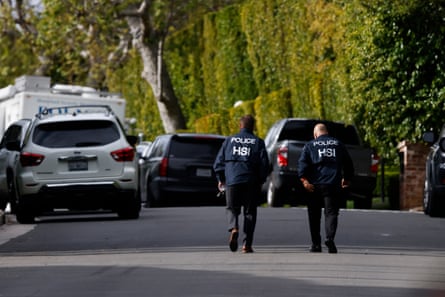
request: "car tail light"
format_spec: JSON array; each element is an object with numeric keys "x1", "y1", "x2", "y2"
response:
[
  {"x1": 159, "y1": 157, "x2": 168, "y2": 177},
  {"x1": 277, "y1": 145, "x2": 288, "y2": 167},
  {"x1": 371, "y1": 153, "x2": 380, "y2": 174},
  {"x1": 110, "y1": 147, "x2": 135, "y2": 162},
  {"x1": 20, "y1": 152, "x2": 45, "y2": 167}
]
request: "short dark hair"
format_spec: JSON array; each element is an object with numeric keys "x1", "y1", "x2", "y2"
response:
[{"x1": 240, "y1": 115, "x2": 255, "y2": 131}]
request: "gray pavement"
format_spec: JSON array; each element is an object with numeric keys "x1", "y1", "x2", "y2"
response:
[
  {"x1": 1, "y1": 208, "x2": 445, "y2": 297},
  {"x1": 0, "y1": 245, "x2": 444, "y2": 295}
]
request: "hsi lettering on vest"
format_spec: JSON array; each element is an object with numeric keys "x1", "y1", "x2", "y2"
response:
[
  {"x1": 233, "y1": 146, "x2": 251, "y2": 156},
  {"x1": 231, "y1": 137, "x2": 256, "y2": 145},
  {"x1": 318, "y1": 148, "x2": 336, "y2": 158}
]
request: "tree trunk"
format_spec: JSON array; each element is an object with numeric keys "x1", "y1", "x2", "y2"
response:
[{"x1": 125, "y1": 8, "x2": 186, "y2": 133}]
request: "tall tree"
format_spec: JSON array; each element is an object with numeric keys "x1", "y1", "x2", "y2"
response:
[
  {"x1": 120, "y1": 0, "x2": 243, "y2": 132},
  {"x1": 121, "y1": 1, "x2": 186, "y2": 132},
  {"x1": 0, "y1": 0, "x2": 39, "y2": 86},
  {"x1": 1, "y1": 0, "x2": 242, "y2": 133}
]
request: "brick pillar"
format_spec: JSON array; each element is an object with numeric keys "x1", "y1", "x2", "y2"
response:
[{"x1": 397, "y1": 141, "x2": 430, "y2": 210}]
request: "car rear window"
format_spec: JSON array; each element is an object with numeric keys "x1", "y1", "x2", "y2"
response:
[
  {"x1": 278, "y1": 121, "x2": 314, "y2": 142},
  {"x1": 169, "y1": 136, "x2": 224, "y2": 159},
  {"x1": 33, "y1": 120, "x2": 121, "y2": 148},
  {"x1": 278, "y1": 120, "x2": 360, "y2": 145}
]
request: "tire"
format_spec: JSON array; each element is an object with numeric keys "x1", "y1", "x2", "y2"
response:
[
  {"x1": 354, "y1": 195, "x2": 372, "y2": 209},
  {"x1": 117, "y1": 193, "x2": 141, "y2": 219},
  {"x1": 267, "y1": 181, "x2": 283, "y2": 207},
  {"x1": 144, "y1": 182, "x2": 159, "y2": 208},
  {"x1": 424, "y1": 180, "x2": 445, "y2": 217},
  {"x1": 0, "y1": 196, "x2": 7, "y2": 211},
  {"x1": 423, "y1": 179, "x2": 431, "y2": 215},
  {"x1": 15, "y1": 203, "x2": 35, "y2": 224},
  {"x1": 7, "y1": 177, "x2": 18, "y2": 214}
]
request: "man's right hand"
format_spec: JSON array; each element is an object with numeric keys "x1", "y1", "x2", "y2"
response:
[
  {"x1": 218, "y1": 181, "x2": 226, "y2": 192},
  {"x1": 302, "y1": 180, "x2": 315, "y2": 192}
]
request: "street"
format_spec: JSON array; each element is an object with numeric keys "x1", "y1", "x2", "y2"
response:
[{"x1": 0, "y1": 206, "x2": 444, "y2": 297}]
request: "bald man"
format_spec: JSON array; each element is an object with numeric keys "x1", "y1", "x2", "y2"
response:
[{"x1": 298, "y1": 123, "x2": 354, "y2": 253}]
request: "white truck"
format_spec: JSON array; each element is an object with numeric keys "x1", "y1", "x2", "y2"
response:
[{"x1": 0, "y1": 75, "x2": 127, "y2": 137}]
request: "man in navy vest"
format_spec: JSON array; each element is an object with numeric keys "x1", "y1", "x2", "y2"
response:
[
  {"x1": 298, "y1": 123, "x2": 354, "y2": 253},
  {"x1": 214, "y1": 115, "x2": 270, "y2": 253}
]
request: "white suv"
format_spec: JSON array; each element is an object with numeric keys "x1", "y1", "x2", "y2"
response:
[{"x1": 4, "y1": 105, "x2": 140, "y2": 223}]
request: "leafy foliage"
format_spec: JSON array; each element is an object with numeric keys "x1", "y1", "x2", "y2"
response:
[
  {"x1": 37, "y1": 0, "x2": 127, "y2": 86},
  {"x1": 344, "y1": 0, "x2": 445, "y2": 159},
  {"x1": 1, "y1": 0, "x2": 445, "y2": 160},
  {"x1": 0, "y1": 1, "x2": 39, "y2": 86}
]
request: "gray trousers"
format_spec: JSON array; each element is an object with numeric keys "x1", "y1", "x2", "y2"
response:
[{"x1": 225, "y1": 182, "x2": 259, "y2": 247}]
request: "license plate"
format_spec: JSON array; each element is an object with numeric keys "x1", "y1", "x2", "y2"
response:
[
  {"x1": 68, "y1": 159, "x2": 88, "y2": 171},
  {"x1": 196, "y1": 168, "x2": 212, "y2": 177}
]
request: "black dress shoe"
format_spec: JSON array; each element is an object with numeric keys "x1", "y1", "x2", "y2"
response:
[
  {"x1": 309, "y1": 245, "x2": 322, "y2": 253},
  {"x1": 325, "y1": 240, "x2": 337, "y2": 254},
  {"x1": 229, "y1": 229, "x2": 239, "y2": 252}
]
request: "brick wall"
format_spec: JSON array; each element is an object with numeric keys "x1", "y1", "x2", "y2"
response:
[{"x1": 397, "y1": 141, "x2": 430, "y2": 210}]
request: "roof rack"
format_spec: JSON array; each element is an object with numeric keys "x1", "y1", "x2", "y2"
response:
[{"x1": 36, "y1": 105, "x2": 115, "y2": 119}]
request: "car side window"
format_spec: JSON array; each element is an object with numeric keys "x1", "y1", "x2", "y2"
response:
[
  {"x1": 0, "y1": 125, "x2": 22, "y2": 148},
  {"x1": 264, "y1": 123, "x2": 279, "y2": 147},
  {"x1": 149, "y1": 137, "x2": 167, "y2": 158}
]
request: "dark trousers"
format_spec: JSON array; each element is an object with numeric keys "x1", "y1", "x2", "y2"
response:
[
  {"x1": 307, "y1": 185, "x2": 340, "y2": 245},
  {"x1": 225, "y1": 182, "x2": 259, "y2": 247}
]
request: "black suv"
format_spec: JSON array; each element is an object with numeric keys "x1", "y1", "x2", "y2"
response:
[
  {"x1": 423, "y1": 128, "x2": 445, "y2": 217},
  {"x1": 139, "y1": 133, "x2": 225, "y2": 206}
]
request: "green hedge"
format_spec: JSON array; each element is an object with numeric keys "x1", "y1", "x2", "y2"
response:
[
  {"x1": 104, "y1": 0, "x2": 445, "y2": 159},
  {"x1": 164, "y1": 0, "x2": 355, "y2": 138}
]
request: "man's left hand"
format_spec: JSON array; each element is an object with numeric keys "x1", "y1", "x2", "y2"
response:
[{"x1": 341, "y1": 179, "x2": 350, "y2": 188}]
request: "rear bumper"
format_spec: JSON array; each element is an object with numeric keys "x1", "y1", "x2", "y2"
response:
[
  {"x1": 18, "y1": 182, "x2": 137, "y2": 213},
  {"x1": 149, "y1": 177, "x2": 218, "y2": 201},
  {"x1": 271, "y1": 169, "x2": 376, "y2": 199},
  {"x1": 349, "y1": 176, "x2": 377, "y2": 199}
]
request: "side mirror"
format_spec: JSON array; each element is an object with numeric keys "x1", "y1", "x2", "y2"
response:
[
  {"x1": 127, "y1": 135, "x2": 138, "y2": 147},
  {"x1": 423, "y1": 131, "x2": 436, "y2": 144},
  {"x1": 5, "y1": 140, "x2": 21, "y2": 151}
]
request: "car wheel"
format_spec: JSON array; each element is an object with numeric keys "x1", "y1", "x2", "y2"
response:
[
  {"x1": 267, "y1": 181, "x2": 282, "y2": 207},
  {"x1": 117, "y1": 193, "x2": 140, "y2": 220},
  {"x1": 423, "y1": 179, "x2": 431, "y2": 215},
  {"x1": 0, "y1": 196, "x2": 6, "y2": 211},
  {"x1": 7, "y1": 177, "x2": 18, "y2": 214},
  {"x1": 15, "y1": 203, "x2": 35, "y2": 224},
  {"x1": 145, "y1": 182, "x2": 161, "y2": 208},
  {"x1": 424, "y1": 181, "x2": 445, "y2": 217},
  {"x1": 354, "y1": 195, "x2": 372, "y2": 209}
]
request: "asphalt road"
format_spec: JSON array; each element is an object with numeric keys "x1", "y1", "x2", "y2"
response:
[{"x1": 0, "y1": 206, "x2": 444, "y2": 297}]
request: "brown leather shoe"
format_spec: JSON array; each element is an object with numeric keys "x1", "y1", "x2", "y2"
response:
[
  {"x1": 242, "y1": 246, "x2": 254, "y2": 253},
  {"x1": 229, "y1": 229, "x2": 239, "y2": 252}
]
